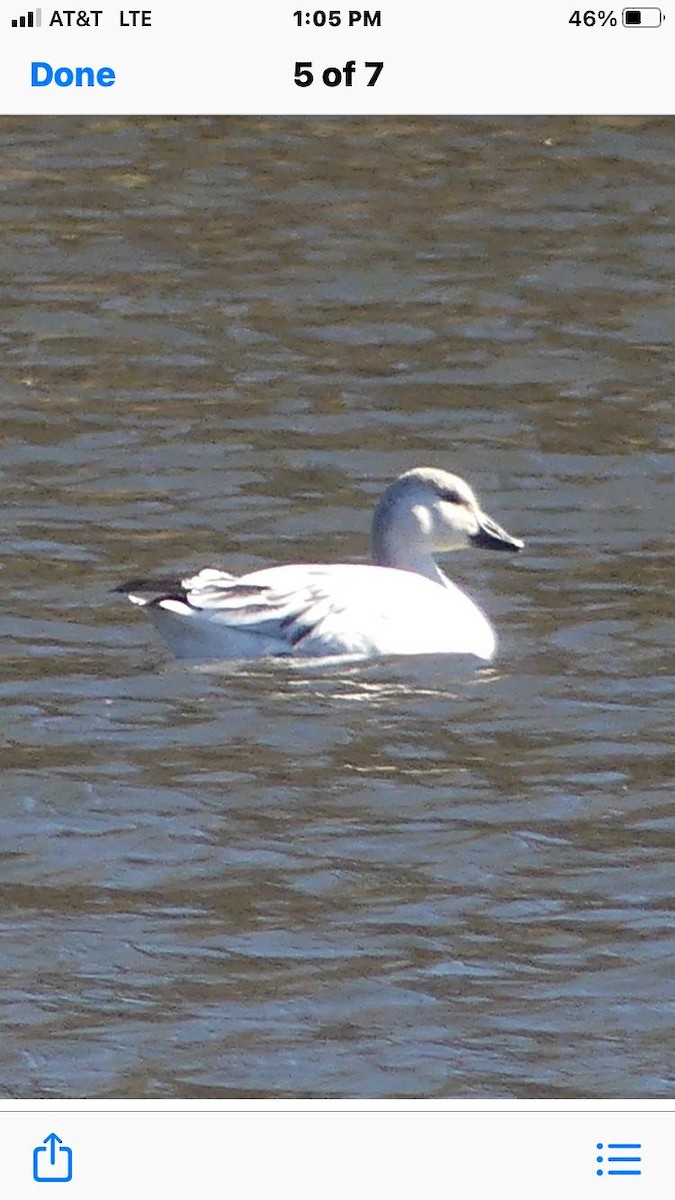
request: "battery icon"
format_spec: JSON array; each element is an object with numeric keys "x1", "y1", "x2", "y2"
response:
[{"x1": 622, "y1": 7, "x2": 664, "y2": 23}]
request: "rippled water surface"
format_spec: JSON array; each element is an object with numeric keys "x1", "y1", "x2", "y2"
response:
[{"x1": 1, "y1": 116, "x2": 674, "y2": 1098}]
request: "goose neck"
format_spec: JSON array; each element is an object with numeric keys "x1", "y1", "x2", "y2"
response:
[{"x1": 372, "y1": 518, "x2": 446, "y2": 586}]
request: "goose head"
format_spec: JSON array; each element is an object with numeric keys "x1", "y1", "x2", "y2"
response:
[{"x1": 372, "y1": 467, "x2": 524, "y2": 579}]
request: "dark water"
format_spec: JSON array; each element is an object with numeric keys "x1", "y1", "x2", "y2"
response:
[{"x1": 1, "y1": 116, "x2": 674, "y2": 1098}]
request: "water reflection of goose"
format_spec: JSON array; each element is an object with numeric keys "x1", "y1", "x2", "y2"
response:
[{"x1": 116, "y1": 468, "x2": 524, "y2": 663}]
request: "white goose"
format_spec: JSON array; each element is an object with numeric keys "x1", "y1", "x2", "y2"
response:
[{"x1": 116, "y1": 468, "x2": 523, "y2": 662}]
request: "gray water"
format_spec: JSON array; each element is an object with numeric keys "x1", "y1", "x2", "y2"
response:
[{"x1": 1, "y1": 116, "x2": 673, "y2": 1098}]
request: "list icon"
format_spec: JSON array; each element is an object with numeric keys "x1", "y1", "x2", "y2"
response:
[{"x1": 596, "y1": 1142, "x2": 642, "y2": 1177}]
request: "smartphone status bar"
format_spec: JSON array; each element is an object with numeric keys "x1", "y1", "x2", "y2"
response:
[{"x1": 0, "y1": 2, "x2": 672, "y2": 117}]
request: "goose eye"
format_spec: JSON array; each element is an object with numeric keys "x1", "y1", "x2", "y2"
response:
[{"x1": 439, "y1": 490, "x2": 463, "y2": 505}]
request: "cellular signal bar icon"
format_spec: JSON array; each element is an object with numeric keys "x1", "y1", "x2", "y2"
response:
[{"x1": 11, "y1": 7, "x2": 41, "y2": 26}]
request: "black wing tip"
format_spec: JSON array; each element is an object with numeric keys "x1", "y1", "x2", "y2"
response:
[{"x1": 113, "y1": 575, "x2": 187, "y2": 600}]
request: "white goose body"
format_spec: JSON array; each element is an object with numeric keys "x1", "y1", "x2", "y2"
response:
[{"x1": 117, "y1": 468, "x2": 523, "y2": 663}]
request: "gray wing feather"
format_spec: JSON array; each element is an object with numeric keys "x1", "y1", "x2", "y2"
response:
[{"x1": 183, "y1": 569, "x2": 351, "y2": 651}]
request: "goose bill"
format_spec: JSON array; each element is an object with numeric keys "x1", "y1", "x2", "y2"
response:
[{"x1": 471, "y1": 513, "x2": 524, "y2": 553}]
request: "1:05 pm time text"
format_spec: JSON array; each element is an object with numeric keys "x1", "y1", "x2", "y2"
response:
[{"x1": 293, "y1": 9, "x2": 382, "y2": 25}]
